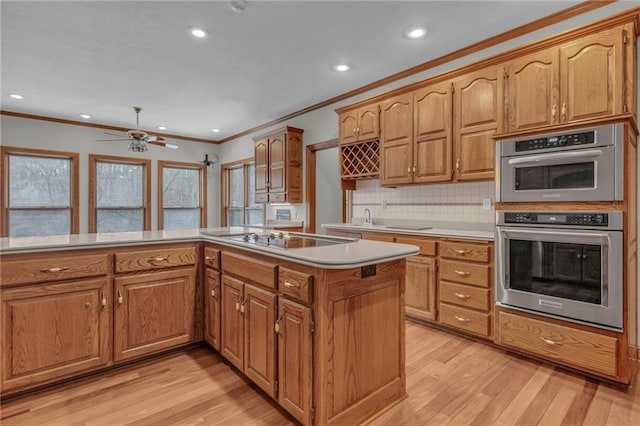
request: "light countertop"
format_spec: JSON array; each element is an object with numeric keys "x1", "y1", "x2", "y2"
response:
[
  {"x1": 0, "y1": 227, "x2": 419, "y2": 269},
  {"x1": 321, "y1": 221, "x2": 495, "y2": 241}
]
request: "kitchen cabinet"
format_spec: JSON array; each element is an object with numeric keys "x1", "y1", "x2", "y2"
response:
[
  {"x1": 276, "y1": 298, "x2": 313, "y2": 425},
  {"x1": 1, "y1": 278, "x2": 110, "y2": 393},
  {"x1": 379, "y1": 93, "x2": 413, "y2": 185},
  {"x1": 452, "y1": 66, "x2": 503, "y2": 181},
  {"x1": 204, "y1": 246, "x2": 221, "y2": 351},
  {"x1": 339, "y1": 103, "x2": 380, "y2": 145},
  {"x1": 507, "y1": 27, "x2": 626, "y2": 131},
  {"x1": 551, "y1": 244, "x2": 601, "y2": 286},
  {"x1": 254, "y1": 126, "x2": 303, "y2": 203},
  {"x1": 113, "y1": 268, "x2": 196, "y2": 362}
]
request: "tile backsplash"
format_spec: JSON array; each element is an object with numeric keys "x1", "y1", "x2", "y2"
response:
[{"x1": 350, "y1": 179, "x2": 494, "y2": 224}]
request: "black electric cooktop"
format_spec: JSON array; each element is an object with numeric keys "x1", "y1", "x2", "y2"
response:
[{"x1": 225, "y1": 232, "x2": 348, "y2": 249}]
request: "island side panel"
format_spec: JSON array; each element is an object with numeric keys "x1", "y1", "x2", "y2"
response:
[{"x1": 313, "y1": 259, "x2": 406, "y2": 426}]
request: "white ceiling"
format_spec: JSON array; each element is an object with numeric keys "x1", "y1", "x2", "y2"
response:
[{"x1": 1, "y1": 1, "x2": 594, "y2": 142}]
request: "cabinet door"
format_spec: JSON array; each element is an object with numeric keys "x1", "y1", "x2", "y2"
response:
[
  {"x1": 254, "y1": 137, "x2": 269, "y2": 199},
  {"x1": 413, "y1": 83, "x2": 452, "y2": 183},
  {"x1": 551, "y1": 244, "x2": 583, "y2": 282},
  {"x1": 339, "y1": 111, "x2": 358, "y2": 145},
  {"x1": 357, "y1": 105, "x2": 380, "y2": 141},
  {"x1": 453, "y1": 66, "x2": 503, "y2": 181},
  {"x1": 268, "y1": 133, "x2": 286, "y2": 194},
  {"x1": 221, "y1": 275, "x2": 244, "y2": 370},
  {"x1": 114, "y1": 268, "x2": 196, "y2": 362},
  {"x1": 1, "y1": 279, "x2": 110, "y2": 392},
  {"x1": 560, "y1": 29, "x2": 624, "y2": 123},
  {"x1": 277, "y1": 298, "x2": 313, "y2": 425},
  {"x1": 243, "y1": 283, "x2": 277, "y2": 398},
  {"x1": 581, "y1": 246, "x2": 602, "y2": 286},
  {"x1": 380, "y1": 94, "x2": 413, "y2": 185},
  {"x1": 507, "y1": 49, "x2": 558, "y2": 130},
  {"x1": 204, "y1": 268, "x2": 221, "y2": 351},
  {"x1": 405, "y1": 256, "x2": 437, "y2": 321}
]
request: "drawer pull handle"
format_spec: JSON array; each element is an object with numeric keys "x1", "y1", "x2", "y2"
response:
[
  {"x1": 41, "y1": 266, "x2": 68, "y2": 273},
  {"x1": 101, "y1": 291, "x2": 107, "y2": 308},
  {"x1": 205, "y1": 256, "x2": 212, "y2": 260},
  {"x1": 454, "y1": 249, "x2": 470, "y2": 255},
  {"x1": 283, "y1": 281, "x2": 300, "y2": 289},
  {"x1": 275, "y1": 315, "x2": 282, "y2": 335},
  {"x1": 454, "y1": 270, "x2": 470, "y2": 276},
  {"x1": 150, "y1": 256, "x2": 168, "y2": 262},
  {"x1": 454, "y1": 315, "x2": 470, "y2": 323},
  {"x1": 454, "y1": 292, "x2": 470, "y2": 300},
  {"x1": 117, "y1": 290, "x2": 123, "y2": 306},
  {"x1": 540, "y1": 336, "x2": 562, "y2": 346}
]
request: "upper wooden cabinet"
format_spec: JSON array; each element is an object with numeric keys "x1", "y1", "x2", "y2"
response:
[
  {"x1": 380, "y1": 94, "x2": 413, "y2": 185},
  {"x1": 339, "y1": 104, "x2": 380, "y2": 145},
  {"x1": 507, "y1": 27, "x2": 627, "y2": 131},
  {"x1": 253, "y1": 127, "x2": 303, "y2": 204},
  {"x1": 453, "y1": 66, "x2": 504, "y2": 181}
]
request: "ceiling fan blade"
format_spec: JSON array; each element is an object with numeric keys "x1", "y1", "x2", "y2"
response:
[
  {"x1": 148, "y1": 141, "x2": 178, "y2": 149},
  {"x1": 103, "y1": 131, "x2": 127, "y2": 137},
  {"x1": 146, "y1": 135, "x2": 164, "y2": 142},
  {"x1": 96, "y1": 138, "x2": 130, "y2": 141}
]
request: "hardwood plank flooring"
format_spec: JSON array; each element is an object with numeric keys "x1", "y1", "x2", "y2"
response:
[{"x1": 2, "y1": 321, "x2": 639, "y2": 425}]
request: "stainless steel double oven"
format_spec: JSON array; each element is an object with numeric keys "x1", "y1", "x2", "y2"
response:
[{"x1": 495, "y1": 124, "x2": 624, "y2": 331}]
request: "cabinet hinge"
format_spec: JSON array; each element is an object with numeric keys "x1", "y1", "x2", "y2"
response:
[{"x1": 310, "y1": 319, "x2": 315, "y2": 334}]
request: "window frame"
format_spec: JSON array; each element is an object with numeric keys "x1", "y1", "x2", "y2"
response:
[
  {"x1": 158, "y1": 160, "x2": 207, "y2": 230},
  {"x1": 88, "y1": 154, "x2": 151, "y2": 233},
  {"x1": 1, "y1": 146, "x2": 79, "y2": 237},
  {"x1": 221, "y1": 157, "x2": 264, "y2": 227}
]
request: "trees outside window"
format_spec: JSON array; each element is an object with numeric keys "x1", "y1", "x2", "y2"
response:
[{"x1": 159, "y1": 161, "x2": 206, "y2": 230}]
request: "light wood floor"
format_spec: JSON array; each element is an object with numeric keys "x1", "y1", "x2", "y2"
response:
[{"x1": 2, "y1": 321, "x2": 639, "y2": 425}]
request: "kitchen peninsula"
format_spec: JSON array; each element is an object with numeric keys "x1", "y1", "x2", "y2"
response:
[{"x1": 0, "y1": 228, "x2": 419, "y2": 425}]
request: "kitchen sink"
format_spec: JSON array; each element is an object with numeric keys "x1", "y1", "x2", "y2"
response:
[{"x1": 382, "y1": 225, "x2": 432, "y2": 230}]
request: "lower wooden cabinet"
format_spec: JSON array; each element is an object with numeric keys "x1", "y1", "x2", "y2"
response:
[
  {"x1": 1, "y1": 278, "x2": 110, "y2": 392},
  {"x1": 277, "y1": 298, "x2": 313, "y2": 425},
  {"x1": 405, "y1": 256, "x2": 437, "y2": 321},
  {"x1": 114, "y1": 268, "x2": 196, "y2": 362},
  {"x1": 204, "y1": 268, "x2": 221, "y2": 351},
  {"x1": 221, "y1": 275, "x2": 277, "y2": 398}
]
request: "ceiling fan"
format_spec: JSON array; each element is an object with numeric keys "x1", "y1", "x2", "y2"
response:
[{"x1": 96, "y1": 107, "x2": 178, "y2": 152}]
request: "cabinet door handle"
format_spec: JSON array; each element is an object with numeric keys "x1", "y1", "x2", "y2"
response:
[
  {"x1": 205, "y1": 256, "x2": 212, "y2": 261},
  {"x1": 356, "y1": 127, "x2": 360, "y2": 134},
  {"x1": 454, "y1": 270, "x2": 470, "y2": 276},
  {"x1": 283, "y1": 281, "x2": 300, "y2": 289},
  {"x1": 454, "y1": 292, "x2": 470, "y2": 300},
  {"x1": 412, "y1": 165, "x2": 416, "y2": 174},
  {"x1": 561, "y1": 103, "x2": 567, "y2": 121},
  {"x1": 240, "y1": 299, "x2": 246, "y2": 314},
  {"x1": 455, "y1": 158, "x2": 460, "y2": 173},
  {"x1": 274, "y1": 315, "x2": 282, "y2": 335},
  {"x1": 150, "y1": 256, "x2": 168, "y2": 263},
  {"x1": 211, "y1": 286, "x2": 217, "y2": 298},
  {"x1": 40, "y1": 266, "x2": 68, "y2": 273},
  {"x1": 551, "y1": 103, "x2": 557, "y2": 122},
  {"x1": 353, "y1": 127, "x2": 357, "y2": 135},
  {"x1": 101, "y1": 291, "x2": 107, "y2": 308},
  {"x1": 407, "y1": 165, "x2": 411, "y2": 174},
  {"x1": 540, "y1": 336, "x2": 562, "y2": 346},
  {"x1": 117, "y1": 290, "x2": 123, "y2": 306},
  {"x1": 454, "y1": 315, "x2": 470, "y2": 323},
  {"x1": 454, "y1": 249, "x2": 470, "y2": 255},
  {"x1": 235, "y1": 296, "x2": 242, "y2": 311}
]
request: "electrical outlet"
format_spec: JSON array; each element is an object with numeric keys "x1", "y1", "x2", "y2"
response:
[
  {"x1": 382, "y1": 199, "x2": 387, "y2": 209},
  {"x1": 482, "y1": 198, "x2": 492, "y2": 210}
]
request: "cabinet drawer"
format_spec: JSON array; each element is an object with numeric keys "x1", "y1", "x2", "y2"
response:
[
  {"x1": 362, "y1": 232, "x2": 396, "y2": 243},
  {"x1": 440, "y1": 241, "x2": 489, "y2": 263},
  {"x1": 279, "y1": 267, "x2": 312, "y2": 304},
  {"x1": 1, "y1": 253, "x2": 109, "y2": 286},
  {"x1": 440, "y1": 259, "x2": 490, "y2": 287},
  {"x1": 440, "y1": 281, "x2": 490, "y2": 311},
  {"x1": 115, "y1": 246, "x2": 197, "y2": 273},
  {"x1": 439, "y1": 303, "x2": 490, "y2": 337},
  {"x1": 222, "y1": 252, "x2": 277, "y2": 289},
  {"x1": 255, "y1": 193, "x2": 269, "y2": 203},
  {"x1": 497, "y1": 311, "x2": 618, "y2": 378},
  {"x1": 203, "y1": 246, "x2": 220, "y2": 270},
  {"x1": 396, "y1": 236, "x2": 437, "y2": 256},
  {"x1": 269, "y1": 193, "x2": 286, "y2": 203}
]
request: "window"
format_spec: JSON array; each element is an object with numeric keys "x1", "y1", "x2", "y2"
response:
[
  {"x1": 1, "y1": 146, "x2": 79, "y2": 237},
  {"x1": 159, "y1": 161, "x2": 206, "y2": 230},
  {"x1": 222, "y1": 159, "x2": 264, "y2": 226},
  {"x1": 89, "y1": 154, "x2": 151, "y2": 233}
]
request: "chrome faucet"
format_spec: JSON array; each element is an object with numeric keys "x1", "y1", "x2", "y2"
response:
[{"x1": 363, "y1": 208, "x2": 373, "y2": 226}]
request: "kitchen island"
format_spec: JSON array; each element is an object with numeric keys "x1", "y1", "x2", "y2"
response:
[{"x1": 0, "y1": 228, "x2": 418, "y2": 425}]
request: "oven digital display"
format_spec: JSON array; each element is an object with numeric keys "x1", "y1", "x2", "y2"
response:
[
  {"x1": 538, "y1": 214, "x2": 566, "y2": 223},
  {"x1": 514, "y1": 131, "x2": 595, "y2": 152}
]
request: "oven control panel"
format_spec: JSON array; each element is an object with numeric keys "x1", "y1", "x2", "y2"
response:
[
  {"x1": 504, "y1": 212, "x2": 608, "y2": 226},
  {"x1": 514, "y1": 130, "x2": 595, "y2": 152}
]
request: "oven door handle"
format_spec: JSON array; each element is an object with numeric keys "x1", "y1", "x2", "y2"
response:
[
  {"x1": 507, "y1": 149, "x2": 602, "y2": 166},
  {"x1": 498, "y1": 227, "x2": 611, "y2": 243}
]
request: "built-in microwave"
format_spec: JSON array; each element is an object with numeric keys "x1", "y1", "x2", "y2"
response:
[{"x1": 496, "y1": 124, "x2": 623, "y2": 202}]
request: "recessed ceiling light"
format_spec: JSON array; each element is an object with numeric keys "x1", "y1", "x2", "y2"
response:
[
  {"x1": 211, "y1": 128, "x2": 221, "y2": 133},
  {"x1": 230, "y1": 0, "x2": 248, "y2": 13},
  {"x1": 9, "y1": 93, "x2": 24, "y2": 99},
  {"x1": 157, "y1": 126, "x2": 167, "y2": 131},
  {"x1": 333, "y1": 64, "x2": 350, "y2": 72},
  {"x1": 405, "y1": 27, "x2": 427, "y2": 39},
  {"x1": 80, "y1": 114, "x2": 91, "y2": 119},
  {"x1": 190, "y1": 27, "x2": 209, "y2": 39}
]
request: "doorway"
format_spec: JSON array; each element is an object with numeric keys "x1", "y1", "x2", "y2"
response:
[{"x1": 305, "y1": 139, "x2": 344, "y2": 233}]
